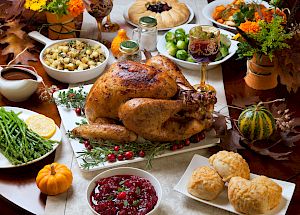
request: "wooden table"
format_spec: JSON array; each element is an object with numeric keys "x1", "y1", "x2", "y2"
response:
[{"x1": 1, "y1": 1, "x2": 300, "y2": 214}]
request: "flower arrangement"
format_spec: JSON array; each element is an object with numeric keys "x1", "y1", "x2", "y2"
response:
[{"x1": 24, "y1": 0, "x2": 85, "y2": 17}]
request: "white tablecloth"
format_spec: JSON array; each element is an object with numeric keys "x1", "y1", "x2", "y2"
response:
[{"x1": 45, "y1": 0, "x2": 232, "y2": 214}]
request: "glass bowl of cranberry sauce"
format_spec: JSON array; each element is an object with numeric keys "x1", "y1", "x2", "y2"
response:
[{"x1": 87, "y1": 167, "x2": 162, "y2": 215}]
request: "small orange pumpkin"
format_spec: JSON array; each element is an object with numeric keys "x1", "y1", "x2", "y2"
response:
[
  {"x1": 111, "y1": 29, "x2": 129, "y2": 58},
  {"x1": 36, "y1": 163, "x2": 73, "y2": 195}
]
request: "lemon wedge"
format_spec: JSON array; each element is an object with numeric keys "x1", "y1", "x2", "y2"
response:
[{"x1": 25, "y1": 114, "x2": 56, "y2": 139}]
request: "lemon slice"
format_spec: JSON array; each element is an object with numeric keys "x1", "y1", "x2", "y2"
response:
[{"x1": 25, "y1": 114, "x2": 56, "y2": 139}]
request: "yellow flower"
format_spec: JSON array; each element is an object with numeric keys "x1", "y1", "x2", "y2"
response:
[{"x1": 24, "y1": 0, "x2": 47, "y2": 11}]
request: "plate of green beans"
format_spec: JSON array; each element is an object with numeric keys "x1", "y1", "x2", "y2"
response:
[{"x1": 0, "y1": 106, "x2": 61, "y2": 168}]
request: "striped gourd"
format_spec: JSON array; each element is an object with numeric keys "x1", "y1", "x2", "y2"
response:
[{"x1": 238, "y1": 105, "x2": 275, "y2": 140}]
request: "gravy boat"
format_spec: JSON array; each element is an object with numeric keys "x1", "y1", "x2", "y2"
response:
[{"x1": 0, "y1": 66, "x2": 43, "y2": 102}]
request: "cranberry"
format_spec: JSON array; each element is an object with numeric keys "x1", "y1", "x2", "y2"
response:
[
  {"x1": 124, "y1": 151, "x2": 134, "y2": 160},
  {"x1": 117, "y1": 154, "x2": 124, "y2": 161},
  {"x1": 107, "y1": 153, "x2": 116, "y2": 162},
  {"x1": 177, "y1": 143, "x2": 184, "y2": 149},
  {"x1": 197, "y1": 132, "x2": 205, "y2": 142},
  {"x1": 138, "y1": 150, "x2": 146, "y2": 157},
  {"x1": 114, "y1": 146, "x2": 120, "y2": 151},
  {"x1": 117, "y1": 191, "x2": 127, "y2": 200},
  {"x1": 185, "y1": 139, "x2": 190, "y2": 146},
  {"x1": 170, "y1": 144, "x2": 178, "y2": 151},
  {"x1": 87, "y1": 145, "x2": 93, "y2": 151},
  {"x1": 75, "y1": 107, "x2": 82, "y2": 116}
]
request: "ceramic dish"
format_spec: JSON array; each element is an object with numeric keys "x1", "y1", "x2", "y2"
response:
[
  {"x1": 0, "y1": 106, "x2": 61, "y2": 168},
  {"x1": 87, "y1": 167, "x2": 162, "y2": 215},
  {"x1": 28, "y1": 31, "x2": 109, "y2": 84},
  {"x1": 202, "y1": 0, "x2": 270, "y2": 31},
  {"x1": 53, "y1": 84, "x2": 221, "y2": 172},
  {"x1": 174, "y1": 154, "x2": 296, "y2": 215},
  {"x1": 123, "y1": 3, "x2": 194, "y2": 31},
  {"x1": 157, "y1": 24, "x2": 238, "y2": 70}
]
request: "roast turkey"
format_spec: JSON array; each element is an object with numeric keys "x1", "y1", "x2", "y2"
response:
[{"x1": 72, "y1": 55, "x2": 216, "y2": 142}]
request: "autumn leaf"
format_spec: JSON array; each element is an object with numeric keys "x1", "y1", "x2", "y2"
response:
[
  {"x1": 0, "y1": 0, "x2": 25, "y2": 20},
  {"x1": 3, "y1": 20, "x2": 26, "y2": 39},
  {"x1": 219, "y1": 130, "x2": 245, "y2": 152},
  {"x1": 232, "y1": 94, "x2": 260, "y2": 108},
  {"x1": 213, "y1": 112, "x2": 228, "y2": 136}
]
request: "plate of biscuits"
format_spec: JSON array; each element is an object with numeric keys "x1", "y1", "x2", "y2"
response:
[
  {"x1": 124, "y1": 0, "x2": 194, "y2": 31},
  {"x1": 174, "y1": 151, "x2": 295, "y2": 215}
]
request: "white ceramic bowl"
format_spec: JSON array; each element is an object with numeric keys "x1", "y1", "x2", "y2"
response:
[
  {"x1": 28, "y1": 31, "x2": 109, "y2": 84},
  {"x1": 202, "y1": 0, "x2": 270, "y2": 31},
  {"x1": 87, "y1": 167, "x2": 162, "y2": 215},
  {"x1": 157, "y1": 24, "x2": 238, "y2": 70}
]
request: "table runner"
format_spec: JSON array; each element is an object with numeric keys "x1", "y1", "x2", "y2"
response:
[{"x1": 45, "y1": 0, "x2": 232, "y2": 214}]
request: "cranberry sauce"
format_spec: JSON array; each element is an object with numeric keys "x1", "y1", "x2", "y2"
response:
[
  {"x1": 90, "y1": 175, "x2": 158, "y2": 215},
  {"x1": 147, "y1": 3, "x2": 172, "y2": 13}
]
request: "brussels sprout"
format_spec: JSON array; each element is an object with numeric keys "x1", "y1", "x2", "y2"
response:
[
  {"x1": 167, "y1": 43, "x2": 178, "y2": 56},
  {"x1": 175, "y1": 33, "x2": 186, "y2": 41},
  {"x1": 165, "y1": 32, "x2": 176, "y2": 42},
  {"x1": 176, "y1": 40, "x2": 188, "y2": 50},
  {"x1": 187, "y1": 55, "x2": 196, "y2": 63},
  {"x1": 185, "y1": 34, "x2": 189, "y2": 44},
  {"x1": 176, "y1": 50, "x2": 188, "y2": 60},
  {"x1": 166, "y1": 41, "x2": 175, "y2": 49},
  {"x1": 175, "y1": 28, "x2": 185, "y2": 35}
]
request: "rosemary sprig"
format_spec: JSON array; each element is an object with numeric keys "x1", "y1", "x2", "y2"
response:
[
  {"x1": 75, "y1": 138, "x2": 173, "y2": 170},
  {"x1": 55, "y1": 86, "x2": 87, "y2": 110}
]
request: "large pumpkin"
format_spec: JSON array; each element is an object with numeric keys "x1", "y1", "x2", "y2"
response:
[
  {"x1": 36, "y1": 163, "x2": 73, "y2": 195},
  {"x1": 238, "y1": 105, "x2": 276, "y2": 140}
]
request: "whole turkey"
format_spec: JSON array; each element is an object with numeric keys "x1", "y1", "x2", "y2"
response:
[{"x1": 72, "y1": 55, "x2": 216, "y2": 142}]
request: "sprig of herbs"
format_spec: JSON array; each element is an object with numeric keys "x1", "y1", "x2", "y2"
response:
[
  {"x1": 75, "y1": 138, "x2": 174, "y2": 170},
  {"x1": 55, "y1": 86, "x2": 87, "y2": 110}
]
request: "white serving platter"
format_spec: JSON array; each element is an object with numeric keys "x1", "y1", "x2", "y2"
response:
[
  {"x1": 123, "y1": 3, "x2": 195, "y2": 31},
  {"x1": 0, "y1": 106, "x2": 61, "y2": 168},
  {"x1": 53, "y1": 84, "x2": 220, "y2": 172},
  {"x1": 202, "y1": 0, "x2": 271, "y2": 31},
  {"x1": 174, "y1": 154, "x2": 296, "y2": 215},
  {"x1": 157, "y1": 24, "x2": 238, "y2": 70}
]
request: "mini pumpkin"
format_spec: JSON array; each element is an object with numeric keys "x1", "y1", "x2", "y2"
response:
[
  {"x1": 36, "y1": 163, "x2": 73, "y2": 195},
  {"x1": 111, "y1": 29, "x2": 129, "y2": 58}
]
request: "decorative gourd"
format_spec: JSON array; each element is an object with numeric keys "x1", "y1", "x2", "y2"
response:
[
  {"x1": 111, "y1": 29, "x2": 129, "y2": 58},
  {"x1": 238, "y1": 105, "x2": 276, "y2": 140},
  {"x1": 36, "y1": 163, "x2": 73, "y2": 195}
]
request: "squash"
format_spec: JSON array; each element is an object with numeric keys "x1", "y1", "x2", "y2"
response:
[
  {"x1": 36, "y1": 163, "x2": 73, "y2": 195},
  {"x1": 238, "y1": 105, "x2": 275, "y2": 140},
  {"x1": 111, "y1": 29, "x2": 129, "y2": 58}
]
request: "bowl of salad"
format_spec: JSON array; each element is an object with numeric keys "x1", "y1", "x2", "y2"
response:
[{"x1": 157, "y1": 24, "x2": 238, "y2": 70}]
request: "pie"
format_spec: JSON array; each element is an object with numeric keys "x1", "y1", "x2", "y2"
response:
[
  {"x1": 187, "y1": 166, "x2": 224, "y2": 200},
  {"x1": 128, "y1": 0, "x2": 190, "y2": 29}
]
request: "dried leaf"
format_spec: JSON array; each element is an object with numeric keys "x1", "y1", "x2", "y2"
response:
[
  {"x1": 0, "y1": 0, "x2": 25, "y2": 20},
  {"x1": 280, "y1": 132, "x2": 300, "y2": 147},
  {"x1": 232, "y1": 94, "x2": 260, "y2": 108},
  {"x1": 220, "y1": 130, "x2": 245, "y2": 152},
  {"x1": 213, "y1": 112, "x2": 228, "y2": 136},
  {"x1": 269, "y1": 103, "x2": 287, "y2": 118},
  {"x1": 248, "y1": 144, "x2": 291, "y2": 160},
  {"x1": 3, "y1": 20, "x2": 25, "y2": 39},
  {"x1": 290, "y1": 117, "x2": 300, "y2": 131}
]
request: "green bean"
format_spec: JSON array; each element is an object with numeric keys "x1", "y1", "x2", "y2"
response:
[{"x1": 0, "y1": 108, "x2": 59, "y2": 165}]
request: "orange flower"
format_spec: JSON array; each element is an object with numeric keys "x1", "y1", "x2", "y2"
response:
[
  {"x1": 239, "y1": 21, "x2": 260, "y2": 34},
  {"x1": 68, "y1": 0, "x2": 85, "y2": 17}
]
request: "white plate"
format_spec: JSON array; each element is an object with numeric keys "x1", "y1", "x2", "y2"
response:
[
  {"x1": 0, "y1": 106, "x2": 61, "y2": 168},
  {"x1": 157, "y1": 24, "x2": 238, "y2": 70},
  {"x1": 123, "y1": 3, "x2": 194, "y2": 31},
  {"x1": 202, "y1": 0, "x2": 271, "y2": 31},
  {"x1": 53, "y1": 84, "x2": 220, "y2": 172},
  {"x1": 174, "y1": 154, "x2": 296, "y2": 215}
]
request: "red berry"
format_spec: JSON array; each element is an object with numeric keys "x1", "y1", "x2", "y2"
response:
[
  {"x1": 75, "y1": 108, "x2": 82, "y2": 116},
  {"x1": 197, "y1": 133, "x2": 205, "y2": 142},
  {"x1": 138, "y1": 150, "x2": 146, "y2": 157},
  {"x1": 114, "y1": 146, "x2": 120, "y2": 151},
  {"x1": 184, "y1": 139, "x2": 190, "y2": 146},
  {"x1": 107, "y1": 153, "x2": 116, "y2": 162},
  {"x1": 117, "y1": 154, "x2": 124, "y2": 161},
  {"x1": 83, "y1": 140, "x2": 90, "y2": 146},
  {"x1": 171, "y1": 145, "x2": 178, "y2": 151},
  {"x1": 87, "y1": 145, "x2": 93, "y2": 151},
  {"x1": 124, "y1": 151, "x2": 134, "y2": 160},
  {"x1": 117, "y1": 191, "x2": 126, "y2": 200},
  {"x1": 177, "y1": 143, "x2": 184, "y2": 149}
]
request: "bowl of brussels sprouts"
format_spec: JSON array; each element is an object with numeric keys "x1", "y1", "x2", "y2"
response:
[{"x1": 157, "y1": 24, "x2": 238, "y2": 70}]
